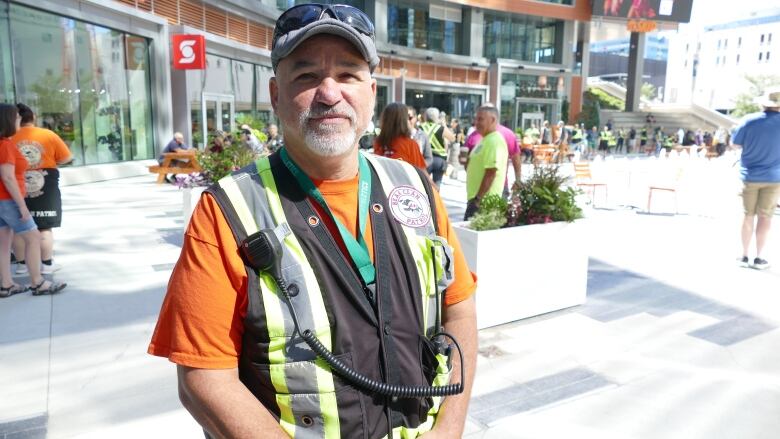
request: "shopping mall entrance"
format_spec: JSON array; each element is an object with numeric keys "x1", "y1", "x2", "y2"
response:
[
  {"x1": 511, "y1": 98, "x2": 561, "y2": 132},
  {"x1": 190, "y1": 93, "x2": 235, "y2": 149},
  {"x1": 405, "y1": 88, "x2": 483, "y2": 125}
]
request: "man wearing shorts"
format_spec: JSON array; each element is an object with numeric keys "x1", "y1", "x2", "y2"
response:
[{"x1": 732, "y1": 87, "x2": 780, "y2": 270}]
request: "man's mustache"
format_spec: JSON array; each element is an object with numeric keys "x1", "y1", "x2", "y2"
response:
[{"x1": 303, "y1": 104, "x2": 357, "y2": 124}]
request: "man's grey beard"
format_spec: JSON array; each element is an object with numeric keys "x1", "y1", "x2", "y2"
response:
[{"x1": 298, "y1": 104, "x2": 364, "y2": 157}]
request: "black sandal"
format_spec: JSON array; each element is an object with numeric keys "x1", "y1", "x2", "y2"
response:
[
  {"x1": 30, "y1": 280, "x2": 67, "y2": 296},
  {"x1": 0, "y1": 284, "x2": 28, "y2": 298}
]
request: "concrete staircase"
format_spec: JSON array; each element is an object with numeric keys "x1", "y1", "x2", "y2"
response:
[{"x1": 588, "y1": 79, "x2": 737, "y2": 134}]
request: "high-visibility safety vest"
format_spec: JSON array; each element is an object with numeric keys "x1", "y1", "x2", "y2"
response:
[
  {"x1": 420, "y1": 122, "x2": 447, "y2": 158},
  {"x1": 206, "y1": 151, "x2": 455, "y2": 439},
  {"x1": 607, "y1": 131, "x2": 617, "y2": 147},
  {"x1": 571, "y1": 129, "x2": 583, "y2": 141}
]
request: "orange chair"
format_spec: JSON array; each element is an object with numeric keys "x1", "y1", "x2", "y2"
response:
[{"x1": 574, "y1": 162, "x2": 607, "y2": 206}]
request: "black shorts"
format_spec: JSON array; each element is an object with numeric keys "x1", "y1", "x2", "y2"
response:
[{"x1": 24, "y1": 168, "x2": 62, "y2": 229}]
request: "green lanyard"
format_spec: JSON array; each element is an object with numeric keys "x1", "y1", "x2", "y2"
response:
[{"x1": 279, "y1": 148, "x2": 375, "y2": 285}]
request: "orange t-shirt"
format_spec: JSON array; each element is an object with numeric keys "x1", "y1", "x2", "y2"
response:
[
  {"x1": 148, "y1": 173, "x2": 477, "y2": 369},
  {"x1": 0, "y1": 138, "x2": 29, "y2": 200},
  {"x1": 10, "y1": 126, "x2": 72, "y2": 170},
  {"x1": 373, "y1": 136, "x2": 427, "y2": 170}
]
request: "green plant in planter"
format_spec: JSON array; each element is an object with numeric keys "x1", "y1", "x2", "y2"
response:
[
  {"x1": 469, "y1": 194, "x2": 508, "y2": 231},
  {"x1": 509, "y1": 165, "x2": 583, "y2": 226},
  {"x1": 197, "y1": 142, "x2": 257, "y2": 183},
  {"x1": 467, "y1": 165, "x2": 583, "y2": 231}
]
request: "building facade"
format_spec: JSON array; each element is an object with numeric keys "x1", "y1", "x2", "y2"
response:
[
  {"x1": 664, "y1": 9, "x2": 780, "y2": 111},
  {"x1": 0, "y1": 0, "x2": 592, "y2": 180}
]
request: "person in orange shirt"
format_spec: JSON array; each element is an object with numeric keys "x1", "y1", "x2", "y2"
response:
[
  {"x1": 10, "y1": 103, "x2": 72, "y2": 275},
  {"x1": 148, "y1": 5, "x2": 477, "y2": 438},
  {"x1": 373, "y1": 102, "x2": 427, "y2": 171},
  {"x1": 0, "y1": 104, "x2": 66, "y2": 298}
]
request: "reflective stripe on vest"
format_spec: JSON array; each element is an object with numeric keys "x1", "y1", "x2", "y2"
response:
[
  {"x1": 217, "y1": 153, "x2": 452, "y2": 438},
  {"x1": 219, "y1": 165, "x2": 340, "y2": 439},
  {"x1": 421, "y1": 122, "x2": 446, "y2": 157},
  {"x1": 363, "y1": 153, "x2": 455, "y2": 338}
]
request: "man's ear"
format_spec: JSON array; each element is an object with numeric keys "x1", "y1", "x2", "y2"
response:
[{"x1": 270, "y1": 77, "x2": 279, "y2": 112}]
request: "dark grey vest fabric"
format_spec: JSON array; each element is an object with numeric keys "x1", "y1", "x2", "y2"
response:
[{"x1": 208, "y1": 154, "x2": 437, "y2": 439}]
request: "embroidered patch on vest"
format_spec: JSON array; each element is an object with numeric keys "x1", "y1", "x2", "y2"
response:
[{"x1": 388, "y1": 185, "x2": 431, "y2": 228}]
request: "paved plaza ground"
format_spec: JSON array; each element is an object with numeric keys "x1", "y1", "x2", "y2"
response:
[{"x1": 1, "y1": 158, "x2": 779, "y2": 438}]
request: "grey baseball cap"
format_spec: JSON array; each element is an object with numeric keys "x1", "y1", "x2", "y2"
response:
[{"x1": 271, "y1": 16, "x2": 379, "y2": 73}]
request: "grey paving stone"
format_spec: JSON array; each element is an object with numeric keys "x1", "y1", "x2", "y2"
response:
[
  {"x1": 5, "y1": 427, "x2": 47, "y2": 439},
  {"x1": 469, "y1": 370, "x2": 612, "y2": 425},
  {"x1": 521, "y1": 368, "x2": 597, "y2": 393},
  {"x1": 0, "y1": 414, "x2": 47, "y2": 435},
  {"x1": 688, "y1": 316, "x2": 776, "y2": 346},
  {"x1": 469, "y1": 385, "x2": 535, "y2": 414}
]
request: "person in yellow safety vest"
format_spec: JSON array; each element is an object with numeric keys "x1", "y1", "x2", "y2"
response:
[
  {"x1": 598, "y1": 126, "x2": 610, "y2": 156},
  {"x1": 420, "y1": 107, "x2": 454, "y2": 188},
  {"x1": 525, "y1": 124, "x2": 541, "y2": 144},
  {"x1": 148, "y1": 5, "x2": 478, "y2": 439},
  {"x1": 607, "y1": 128, "x2": 617, "y2": 153}
]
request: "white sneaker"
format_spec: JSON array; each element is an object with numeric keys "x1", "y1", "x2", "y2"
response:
[
  {"x1": 15, "y1": 263, "x2": 28, "y2": 275},
  {"x1": 41, "y1": 263, "x2": 62, "y2": 274}
]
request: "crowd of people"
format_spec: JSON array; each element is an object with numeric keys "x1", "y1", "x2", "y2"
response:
[{"x1": 0, "y1": 103, "x2": 68, "y2": 298}]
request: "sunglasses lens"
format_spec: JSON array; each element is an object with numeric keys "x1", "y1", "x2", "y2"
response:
[
  {"x1": 273, "y1": 4, "x2": 374, "y2": 49},
  {"x1": 333, "y1": 6, "x2": 374, "y2": 36},
  {"x1": 273, "y1": 4, "x2": 323, "y2": 46}
]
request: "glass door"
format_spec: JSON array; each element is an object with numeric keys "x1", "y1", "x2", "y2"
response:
[{"x1": 201, "y1": 93, "x2": 235, "y2": 148}]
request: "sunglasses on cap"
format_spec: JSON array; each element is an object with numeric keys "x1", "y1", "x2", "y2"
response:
[{"x1": 272, "y1": 3, "x2": 375, "y2": 50}]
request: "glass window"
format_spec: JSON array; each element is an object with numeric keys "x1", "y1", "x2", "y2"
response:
[
  {"x1": 125, "y1": 36, "x2": 154, "y2": 160},
  {"x1": 484, "y1": 12, "x2": 564, "y2": 63},
  {"x1": 233, "y1": 60, "x2": 255, "y2": 125},
  {"x1": 759, "y1": 52, "x2": 763, "y2": 61},
  {"x1": 388, "y1": 0, "x2": 463, "y2": 55},
  {"x1": 9, "y1": 4, "x2": 153, "y2": 165},
  {"x1": 276, "y1": 0, "x2": 365, "y2": 11},
  {"x1": 767, "y1": 51, "x2": 771, "y2": 61},
  {"x1": 500, "y1": 73, "x2": 565, "y2": 129},
  {"x1": 405, "y1": 88, "x2": 481, "y2": 124},
  {"x1": 0, "y1": 5, "x2": 13, "y2": 103},
  {"x1": 11, "y1": 5, "x2": 82, "y2": 163}
]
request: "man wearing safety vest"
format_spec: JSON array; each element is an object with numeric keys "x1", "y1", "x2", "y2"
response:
[
  {"x1": 148, "y1": 4, "x2": 478, "y2": 439},
  {"x1": 420, "y1": 107, "x2": 454, "y2": 188}
]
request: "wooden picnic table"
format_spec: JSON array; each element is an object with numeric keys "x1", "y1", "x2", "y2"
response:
[{"x1": 148, "y1": 151, "x2": 202, "y2": 183}]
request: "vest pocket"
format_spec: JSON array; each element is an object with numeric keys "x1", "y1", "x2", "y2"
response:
[{"x1": 251, "y1": 352, "x2": 367, "y2": 439}]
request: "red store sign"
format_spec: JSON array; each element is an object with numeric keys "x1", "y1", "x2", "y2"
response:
[{"x1": 172, "y1": 34, "x2": 206, "y2": 70}]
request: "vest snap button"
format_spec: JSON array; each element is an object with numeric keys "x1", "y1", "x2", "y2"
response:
[
  {"x1": 372, "y1": 203, "x2": 383, "y2": 213},
  {"x1": 301, "y1": 415, "x2": 314, "y2": 426},
  {"x1": 308, "y1": 216, "x2": 320, "y2": 227},
  {"x1": 288, "y1": 283, "x2": 300, "y2": 297},
  {"x1": 384, "y1": 323, "x2": 391, "y2": 335}
]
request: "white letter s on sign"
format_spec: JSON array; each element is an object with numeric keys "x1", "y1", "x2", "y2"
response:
[{"x1": 179, "y1": 40, "x2": 196, "y2": 64}]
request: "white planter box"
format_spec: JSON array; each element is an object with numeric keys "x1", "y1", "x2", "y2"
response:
[
  {"x1": 453, "y1": 220, "x2": 588, "y2": 329},
  {"x1": 182, "y1": 187, "x2": 207, "y2": 228}
]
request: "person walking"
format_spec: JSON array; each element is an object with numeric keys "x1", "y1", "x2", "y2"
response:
[
  {"x1": 10, "y1": 103, "x2": 72, "y2": 275},
  {"x1": 148, "y1": 5, "x2": 477, "y2": 438},
  {"x1": 373, "y1": 102, "x2": 427, "y2": 171},
  {"x1": 0, "y1": 104, "x2": 66, "y2": 298},
  {"x1": 420, "y1": 107, "x2": 453, "y2": 188},
  {"x1": 732, "y1": 87, "x2": 780, "y2": 269},
  {"x1": 464, "y1": 105, "x2": 508, "y2": 220},
  {"x1": 265, "y1": 123, "x2": 284, "y2": 153},
  {"x1": 407, "y1": 106, "x2": 433, "y2": 170}
]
